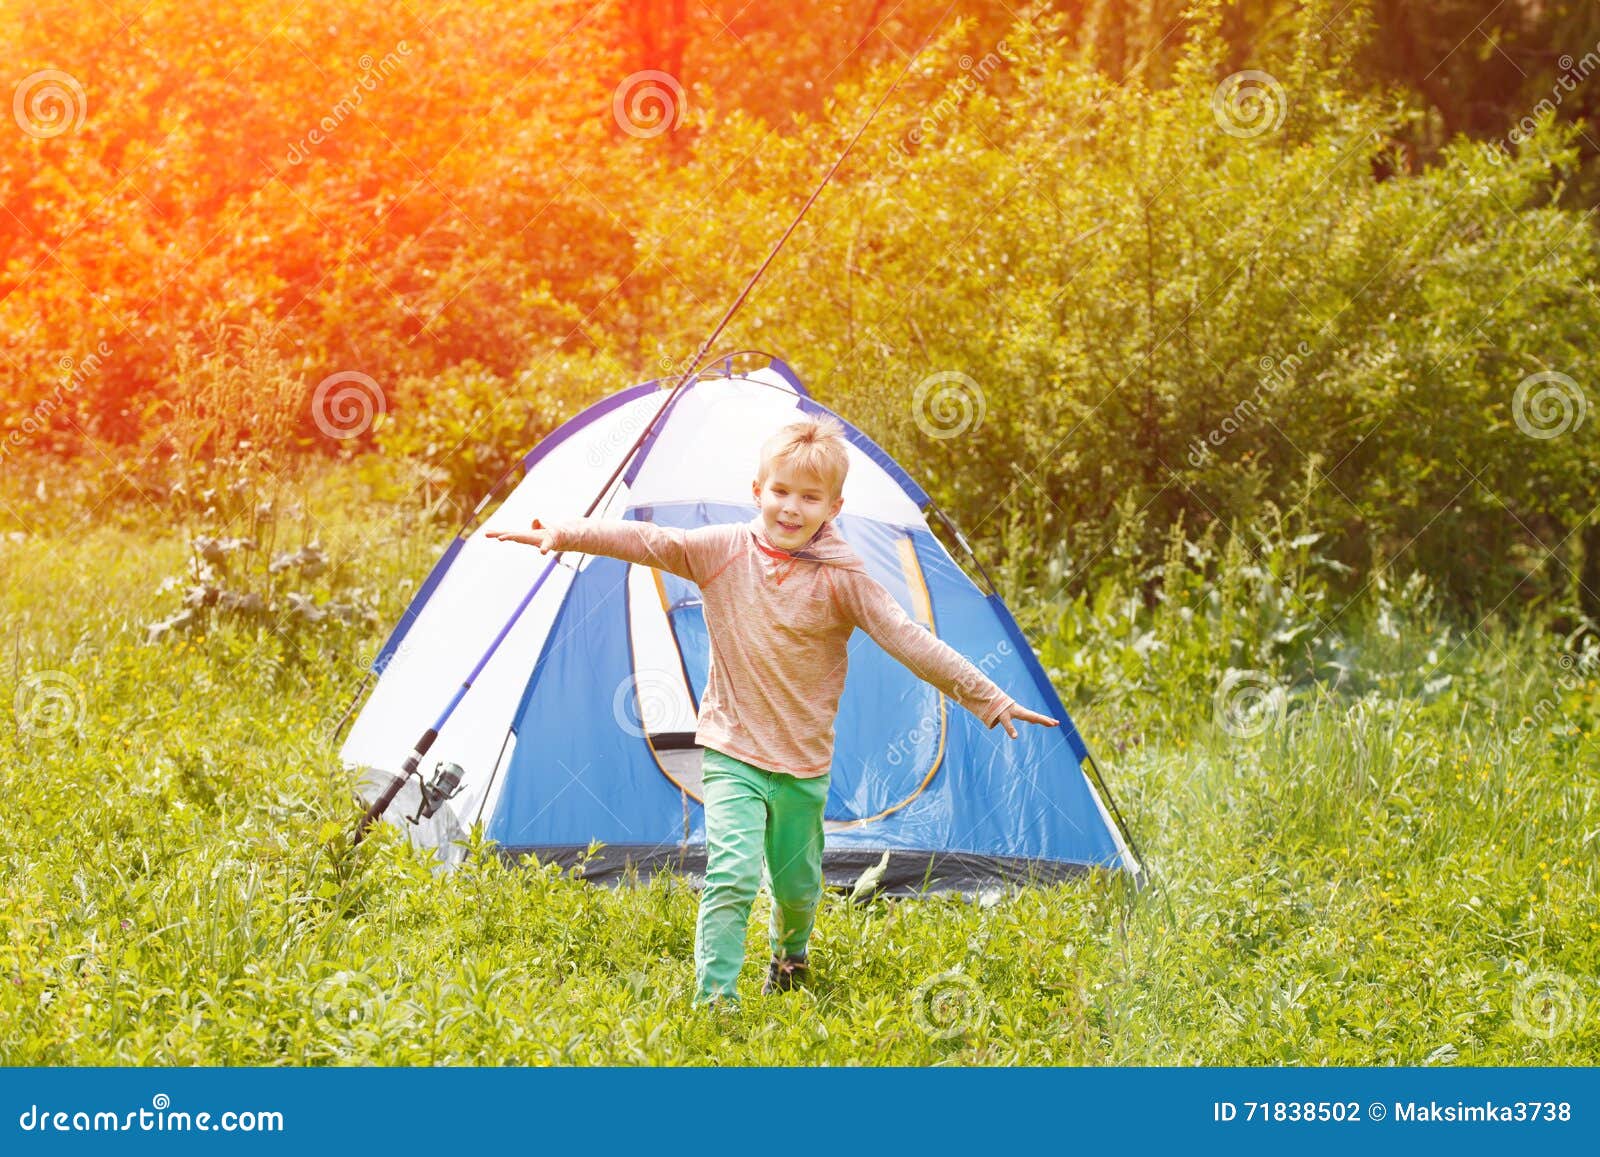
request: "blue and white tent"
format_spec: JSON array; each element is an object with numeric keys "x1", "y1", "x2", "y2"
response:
[{"x1": 341, "y1": 355, "x2": 1140, "y2": 894}]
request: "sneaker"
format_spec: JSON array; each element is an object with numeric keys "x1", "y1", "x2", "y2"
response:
[{"x1": 763, "y1": 952, "x2": 809, "y2": 995}]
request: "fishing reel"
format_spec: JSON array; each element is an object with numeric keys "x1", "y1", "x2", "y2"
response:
[
  {"x1": 353, "y1": 731, "x2": 464, "y2": 844},
  {"x1": 405, "y1": 760, "x2": 465, "y2": 825}
]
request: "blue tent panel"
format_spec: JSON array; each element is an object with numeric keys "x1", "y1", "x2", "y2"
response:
[{"x1": 488, "y1": 554, "x2": 705, "y2": 852}]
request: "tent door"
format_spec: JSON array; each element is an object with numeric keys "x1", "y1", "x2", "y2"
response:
[{"x1": 626, "y1": 564, "x2": 706, "y2": 799}]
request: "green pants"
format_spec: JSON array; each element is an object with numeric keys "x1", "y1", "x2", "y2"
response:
[{"x1": 693, "y1": 747, "x2": 830, "y2": 1004}]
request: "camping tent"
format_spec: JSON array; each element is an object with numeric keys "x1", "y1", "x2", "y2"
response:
[{"x1": 340, "y1": 354, "x2": 1140, "y2": 895}]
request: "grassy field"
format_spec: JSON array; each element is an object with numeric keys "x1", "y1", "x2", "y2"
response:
[{"x1": 2, "y1": 458, "x2": 1596, "y2": 1065}]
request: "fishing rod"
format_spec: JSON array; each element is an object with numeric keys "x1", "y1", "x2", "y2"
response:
[{"x1": 351, "y1": 46, "x2": 930, "y2": 845}]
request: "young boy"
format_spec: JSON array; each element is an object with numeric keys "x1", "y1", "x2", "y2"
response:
[{"x1": 487, "y1": 415, "x2": 1057, "y2": 1008}]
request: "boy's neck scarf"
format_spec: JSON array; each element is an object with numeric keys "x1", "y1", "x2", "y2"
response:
[{"x1": 745, "y1": 514, "x2": 865, "y2": 584}]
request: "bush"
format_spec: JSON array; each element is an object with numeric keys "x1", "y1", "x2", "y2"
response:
[{"x1": 373, "y1": 350, "x2": 645, "y2": 522}]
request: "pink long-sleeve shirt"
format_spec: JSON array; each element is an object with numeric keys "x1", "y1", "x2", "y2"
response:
[{"x1": 546, "y1": 512, "x2": 1016, "y2": 779}]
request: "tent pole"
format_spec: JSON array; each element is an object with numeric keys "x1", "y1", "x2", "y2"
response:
[
  {"x1": 1083, "y1": 750, "x2": 1149, "y2": 889},
  {"x1": 350, "y1": 45, "x2": 929, "y2": 845},
  {"x1": 927, "y1": 501, "x2": 1002, "y2": 598}
]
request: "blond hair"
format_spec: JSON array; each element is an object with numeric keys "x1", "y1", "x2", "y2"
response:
[{"x1": 757, "y1": 415, "x2": 849, "y2": 499}]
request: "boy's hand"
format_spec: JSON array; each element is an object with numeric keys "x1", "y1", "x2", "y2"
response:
[
  {"x1": 486, "y1": 518, "x2": 557, "y2": 553},
  {"x1": 997, "y1": 702, "x2": 1059, "y2": 739}
]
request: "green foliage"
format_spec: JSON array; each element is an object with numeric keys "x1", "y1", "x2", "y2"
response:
[
  {"x1": 6, "y1": 1, "x2": 1597, "y2": 621},
  {"x1": 140, "y1": 481, "x2": 382, "y2": 651},
  {"x1": 372, "y1": 351, "x2": 629, "y2": 522},
  {"x1": 118, "y1": 335, "x2": 383, "y2": 648}
]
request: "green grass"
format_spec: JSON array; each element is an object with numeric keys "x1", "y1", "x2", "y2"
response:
[{"x1": 2, "y1": 459, "x2": 1597, "y2": 1065}]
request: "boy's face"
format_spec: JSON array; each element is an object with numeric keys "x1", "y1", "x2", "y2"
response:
[{"x1": 752, "y1": 464, "x2": 844, "y2": 551}]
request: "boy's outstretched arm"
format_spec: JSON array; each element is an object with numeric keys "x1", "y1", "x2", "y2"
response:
[
  {"x1": 831, "y1": 569, "x2": 1059, "y2": 740},
  {"x1": 486, "y1": 516, "x2": 725, "y2": 585},
  {"x1": 992, "y1": 701, "x2": 1058, "y2": 739},
  {"x1": 485, "y1": 519, "x2": 557, "y2": 550}
]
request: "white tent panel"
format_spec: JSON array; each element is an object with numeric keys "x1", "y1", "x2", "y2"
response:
[
  {"x1": 625, "y1": 562, "x2": 700, "y2": 736},
  {"x1": 339, "y1": 546, "x2": 577, "y2": 793},
  {"x1": 340, "y1": 390, "x2": 666, "y2": 800},
  {"x1": 341, "y1": 382, "x2": 674, "y2": 842},
  {"x1": 493, "y1": 388, "x2": 671, "y2": 531},
  {"x1": 626, "y1": 372, "x2": 925, "y2": 527}
]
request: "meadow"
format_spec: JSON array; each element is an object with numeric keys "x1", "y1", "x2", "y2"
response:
[{"x1": 2, "y1": 457, "x2": 1595, "y2": 1065}]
